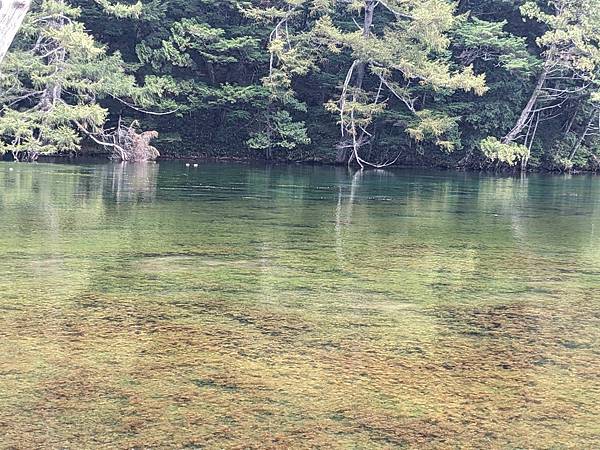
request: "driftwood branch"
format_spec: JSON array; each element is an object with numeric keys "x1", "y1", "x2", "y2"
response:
[{"x1": 75, "y1": 119, "x2": 160, "y2": 161}]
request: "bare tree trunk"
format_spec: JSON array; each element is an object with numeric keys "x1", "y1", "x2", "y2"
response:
[
  {"x1": 502, "y1": 66, "x2": 549, "y2": 144},
  {"x1": 335, "y1": 0, "x2": 375, "y2": 164},
  {"x1": 353, "y1": 0, "x2": 375, "y2": 90},
  {"x1": 38, "y1": 45, "x2": 65, "y2": 111},
  {"x1": 0, "y1": 0, "x2": 31, "y2": 66},
  {"x1": 38, "y1": 0, "x2": 65, "y2": 111},
  {"x1": 569, "y1": 108, "x2": 598, "y2": 162},
  {"x1": 522, "y1": 112, "x2": 540, "y2": 172},
  {"x1": 563, "y1": 99, "x2": 581, "y2": 136}
]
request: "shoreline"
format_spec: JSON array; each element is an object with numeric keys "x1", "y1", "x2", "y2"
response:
[
  {"x1": 164, "y1": 157, "x2": 599, "y2": 175},
  {"x1": 3, "y1": 153, "x2": 599, "y2": 175}
]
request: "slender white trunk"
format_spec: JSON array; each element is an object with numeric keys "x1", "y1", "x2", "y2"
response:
[
  {"x1": 336, "y1": 0, "x2": 376, "y2": 164},
  {"x1": 502, "y1": 66, "x2": 548, "y2": 144},
  {"x1": 569, "y1": 108, "x2": 598, "y2": 161},
  {"x1": 0, "y1": 0, "x2": 31, "y2": 66}
]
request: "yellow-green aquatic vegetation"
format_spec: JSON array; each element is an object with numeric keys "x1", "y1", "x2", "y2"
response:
[{"x1": 0, "y1": 162, "x2": 599, "y2": 448}]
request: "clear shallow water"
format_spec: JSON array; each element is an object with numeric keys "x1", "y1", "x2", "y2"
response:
[{"x1": 0, "y1": 161, "x2": 599, "y2": 448}]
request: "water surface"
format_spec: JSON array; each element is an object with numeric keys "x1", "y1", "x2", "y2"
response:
[{"x1": 0, "y1": 161, "x2": 599, "y2": 448}]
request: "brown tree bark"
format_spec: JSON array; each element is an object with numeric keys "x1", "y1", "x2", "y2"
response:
[{"x1": 0, "y1": 0, "x2": 31, "y2": 66}]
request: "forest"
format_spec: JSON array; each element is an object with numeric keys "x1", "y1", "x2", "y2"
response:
[{"x1": 1, "y1": 0, "x2": 600, "y2": 170}]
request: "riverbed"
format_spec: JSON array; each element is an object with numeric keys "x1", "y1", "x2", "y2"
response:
[{"x1": 0, "y1": 161, "x2": 598, "y2": 448}]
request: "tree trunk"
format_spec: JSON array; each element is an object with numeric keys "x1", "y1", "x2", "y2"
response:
[
  {"x1": 569, "y1": 108, "x2": 597, "y2": 162},
  {"x1": 522, "y1": 112, "x2": 540, "y2": 172},
  {"x1": 335, "y1": 0, "x2": 375, "y2": 164},
  {"x1": 563, "y1": 99, "x2": 581, "y2": 136},
  {"x1": 38, "y1": 1, "x2": 65, "y2": 111},
  {"x1": 354, "y1": 0, "x2": 375, "y2": 89},
  {"x1": 502, "y1": 66, "x2": 548, "y2": 144},
  {"x1": 335, "y1": 141, "x2": 350, "y2": 164},
  {"x1": 0, "y1": 0, "x2": 31, "y2": 66}
]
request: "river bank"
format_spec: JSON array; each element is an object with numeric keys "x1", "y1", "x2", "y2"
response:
[{"x1": 17, "y1": 152, "x2": 600, "y2": 175}]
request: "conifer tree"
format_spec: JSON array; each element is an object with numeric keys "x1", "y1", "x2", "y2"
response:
[
  {"x1": 489, "y1": 0, "x2": 600, "y2": 169},
  {"x1": 2, "y1": 0, "x2": 598, "y2": 170},
  {"x1": 251, "y1": 0, "x2": 488, "y2": 167},
  {"x1": 0, "y1": 0, "x2": 170, "y2": 161}
]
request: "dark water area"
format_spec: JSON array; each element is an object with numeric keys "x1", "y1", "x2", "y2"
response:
[{"x1": 0, "y1": 161, "x2": 599, "y2": 448}]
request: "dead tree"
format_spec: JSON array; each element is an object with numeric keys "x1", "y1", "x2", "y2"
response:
[
  {"x1": 569, "y1": 107, "x2": 599, "y2": 162},
  {"x1": 112, "y1": 120, "x2": 160, "y2": 161},
  {"x1": 77, "y1": 119, "x2": 160, "y2": 162},
  {"x1": 335, "y1": 0, "x2": 376, "y2": 165},
  {"x1": 0, "y1": 0, "x2": 31, "y2": 66}
]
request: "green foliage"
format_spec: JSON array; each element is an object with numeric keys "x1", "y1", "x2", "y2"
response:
[
  {"x1": 406, "y1": 111, "x2": 461, "y2": 152},
  {"x1": 521, "y1": 0, "x2": 600, "y2": 75},
  {"x1": 95, "y1": 0, "x2": 143, "y2": 18},
  {"x1": 247, "y1": 110, "x2": 310, "y2": 151},
  {"x1": 136, "y1": 18, "x2": 261, "y2": 70},
  {"x1": 480, "y1": 136, "x2": 528, "y2": 166},
  {"x1": 453, "y1": 18, "x2": 538, "y2": 74},
  {"x1": 2, "y1": 0, "x2": 600, "y2": 169},
  {"x1": 0, "y1": 0, "x2": 168, "y2": 159}
]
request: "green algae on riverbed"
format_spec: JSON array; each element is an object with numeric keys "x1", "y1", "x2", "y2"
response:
[{"x1": 0, "y1": 162, "x2": 599, "y2": 448}]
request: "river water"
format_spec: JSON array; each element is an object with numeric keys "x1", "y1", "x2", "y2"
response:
[{"x1": 0, "y1": 161, "x2": 599, "y2": 448}]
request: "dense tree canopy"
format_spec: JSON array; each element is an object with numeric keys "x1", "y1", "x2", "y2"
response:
[{"x1": 1, "y1": 0, "x2": 599, "y2": 170}]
